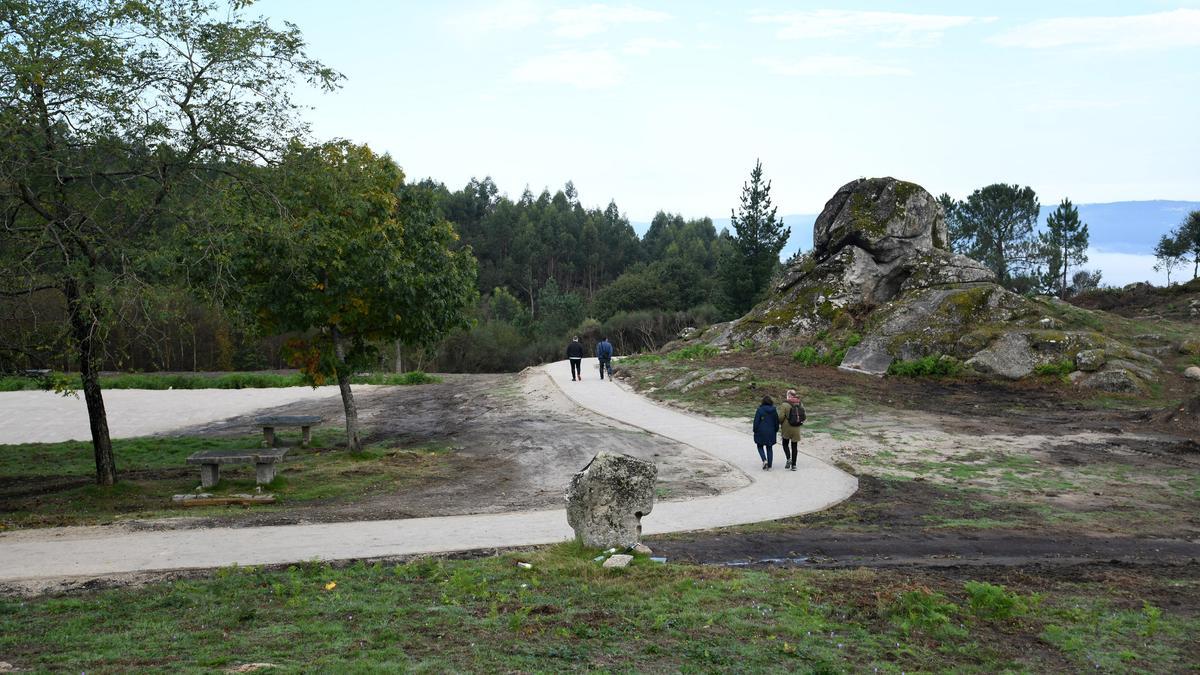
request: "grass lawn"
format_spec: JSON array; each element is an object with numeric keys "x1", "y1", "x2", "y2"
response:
[
  {"x1": 0, "y1": 431, "x2": 454, "y2": 529},
  {"x1": 1, "y1": 543, "x2": 1196, "y2": 673}
]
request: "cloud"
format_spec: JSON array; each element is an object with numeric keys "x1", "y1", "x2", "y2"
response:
[
  {"x1": 751, "y1": 10, "x2": 989, "y2": 47},
  {"x1": 548, "y1": 5, "x2": 671, "y2": 39},
  {"x1": 450, "y1": 0, "x2": 541, "y2": 37},
  {"x1": 449, "y1": 3, "x2": 669, "y2": 40},
  {"x1": 991, "y1": 9, "x2": 1200, "y2": 50},
  {"x1": 758, "y1": 56, "x2": 911, "y2": 78},
  {"x1": 512, "y1": 50, "x2": 623, "y2": 88},
  {"x1": 622, "y1": 37, "x2": 682, "y2": 55}
]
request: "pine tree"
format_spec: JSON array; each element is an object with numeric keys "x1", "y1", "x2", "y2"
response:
[
  {"x1": 1038, "y1": 198, "x2": 1089, "y2": 297},
  {"x1": 722, "y1": 160, "x2": 789, "y2": 314}
]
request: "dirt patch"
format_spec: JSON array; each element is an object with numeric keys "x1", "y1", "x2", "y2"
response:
[
  {"x1": 127, "y1": 370, "x2": 748, "y2": 529},
  {"x1": 650, "y1": 476, "x2": 1200, "y2": 570},
  {"x1": 1143, "y1": 396, "x2": 1200, "y2": 440}
]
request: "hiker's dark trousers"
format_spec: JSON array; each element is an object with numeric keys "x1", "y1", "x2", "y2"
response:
[
  {"x1": 569, "y1": 358, "x2": 582, "y2": 379},
  {"x1": 757, "y1": 444, "x2": 774, "y2": 467},
  {"x1": 599, "y1": 358, "x2": 612, "y2": 379},
  {"x1": 782, "y1": 439, "x2": 798, "y2": 464}
]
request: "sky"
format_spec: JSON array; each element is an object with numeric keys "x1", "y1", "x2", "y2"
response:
[{"x1": 254, "y1": 1, "x2": 1200, "y2": 283}]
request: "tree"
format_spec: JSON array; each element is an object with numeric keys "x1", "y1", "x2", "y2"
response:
[
  {"x1": 950, "y1": 184, "x2": 1041, "y2": 290},
  {"x1": 1038, "y1": 198, "x2": 1089, "y2": 297},
  {"x1": 235, "y1": 142, "x2": 477, "y2": 452},
  {"x1": 1153, "y1": 234, "x2": 1188, "y2": 286},
  {"x1": 936, "y1": 193, "x2": 968, "y2": 252},
  {"x1": 721, "y1": 160, "x2": 789, "y2": 314},
  {"x1": 1069, "y1": 269, "x2": 1103, "y2": 296},
  {"x1": 0, "y1": 0, "x2": 336, "y2": 484},
  {"x1": 1174, "y1": 210, "x2": 1200, "y2": 279}
]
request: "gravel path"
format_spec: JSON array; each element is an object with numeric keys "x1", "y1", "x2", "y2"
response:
[{"x1": 0, "y1": 360, "x2": 857, "y2": 591}]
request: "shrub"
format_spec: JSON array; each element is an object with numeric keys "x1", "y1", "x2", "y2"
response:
[
  {"x1": 793, "y1": 333, "x2": 862, "y2": 368},
  {"x1": 792, "y1": 346, "x2": 821, "y2": 366},
  {"x1": 887, "y1": 355, "x2": 962, "y2": 378},
  {"x1": 668, "y1": 344, "x2": 718, "y2": 361},
  {"x1": 964, "y1": 581, "x2": 1029, "y2": 620}
]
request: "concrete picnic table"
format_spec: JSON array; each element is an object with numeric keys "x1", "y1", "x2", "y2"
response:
[
  {"x1": 256, "y1": 415, "x2": 322, "y2": 448},
  {"x1": 186, "y1": 448, "x2": 289, "y2": 488}
]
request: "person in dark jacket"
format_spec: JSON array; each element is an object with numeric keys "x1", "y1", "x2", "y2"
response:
[
  {"x1": 753, "y1": 395, "x2": 780, "y2": 470},
  {"x1": 566, "y1": 336, "x2": 584, "y2": 381},
  {"x1": 596, "y1": 337, "x2": 614, "y2": 380}
]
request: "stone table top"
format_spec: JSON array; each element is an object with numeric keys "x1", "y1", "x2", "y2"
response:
[
  {"x1": 186, "y1": 448, "x2": 290, "y2": 465},
  {"x1": 254, "y1": 415, "x2": 322, "y2": 426}
]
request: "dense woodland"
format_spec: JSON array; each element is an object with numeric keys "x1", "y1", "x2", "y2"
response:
[{"x1": 8, "y1": 172, "x2": 1200, "y2": 377}]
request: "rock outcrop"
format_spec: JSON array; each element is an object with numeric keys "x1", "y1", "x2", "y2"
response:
[
  {"x1": 566, "y1": 451, "x2": 657, "y2": 549},
  {"x1": 680, "y1": 177, "x2": 1163, "y2": 389}
]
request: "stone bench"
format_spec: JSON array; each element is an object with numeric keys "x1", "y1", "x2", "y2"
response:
[
  {"x1": 255, "y1": 415, "x2": 322, "y2": 448},
  {"x1": 186, "y1": 448, "x2": 289, "y2": 488}
]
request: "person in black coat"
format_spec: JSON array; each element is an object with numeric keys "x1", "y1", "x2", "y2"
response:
[
  {"x1": 752, "y1": 395, "x2": 780, "y2": 470},
  {"x1": 566, "y1": 336, "x2": 584, "y2": 381}
]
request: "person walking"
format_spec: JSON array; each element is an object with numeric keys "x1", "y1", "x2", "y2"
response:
[
  {"x1": 596, "y1": 336, "x2": 614, "y2": 380},
  {"x1": 566, "y1": 336, "x2": 584, "y2": 381},
  {"x1": 778, "y1": 389, "x2": 805, "y2": 471},
  {"x1": 752, "y1": 395, "x2": 780, "y2": 470}
]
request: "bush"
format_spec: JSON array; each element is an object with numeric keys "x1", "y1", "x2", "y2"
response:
[
  {"x1": 668, "y1": 344, "x2": 718, "y2": 361},
  {"x1": 792, "y1": 346, "x2": 821, "y2": 366},
  {"x1": 792, "y1": 334, "x2": 861, "y2": 367},
  {"x1": 963, "y1": 581, "x2": 1029, "y2": 620},
  {"x1": 887, "y1": 355, "x2": 962, "y2": 378}
]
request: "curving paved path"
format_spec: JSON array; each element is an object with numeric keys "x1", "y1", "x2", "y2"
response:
[{"x1": 0, "y1": 360, "x2": 856, "y2": 583}]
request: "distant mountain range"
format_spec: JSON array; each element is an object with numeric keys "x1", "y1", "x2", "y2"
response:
[{"x1": 633, "y1": 200, "x2": 1200, "y2": 260}]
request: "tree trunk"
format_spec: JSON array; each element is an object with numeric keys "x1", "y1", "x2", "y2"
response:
[
  {"x1": 65, "y1": 279, "x2": 117, "y2": 485},
  {"x1": 331, "y1": 326, "x2": 362, "y2": 452},
  {"x1": 393, "y1": 338, "x2": 403, "y2": 373}
]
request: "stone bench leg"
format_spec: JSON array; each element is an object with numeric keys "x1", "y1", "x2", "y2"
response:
[
  {"x1": 261, "y1": 426, "x2": 275, "y2": 448},
  {"x1": 200, "y1": 463, "x2": 220, "y2": 488},
  {"x1": 301, "y1": 425, "x2": 312, "y2": 448},
  {"x1": 256, "y1": 461, "x2": 277, "y2": 485}
]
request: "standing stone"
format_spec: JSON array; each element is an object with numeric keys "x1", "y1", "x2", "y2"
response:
[{"x1": 566, "y1": 451, "x2": 657, "y2": 549}]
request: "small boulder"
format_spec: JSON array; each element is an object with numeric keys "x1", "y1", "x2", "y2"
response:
[
  {"x1": 840, "y1": 339, "x2": 894, "y2": 377},
  {"x1": 1179, "y1": 340, "x2": 1200, "y2": 356},
  {"x1": 1078, "y1": 369, "x2": 1145, "y2": 393},
  {"x1": 566, "y1": 451, "x2": 657, "y2": 549},
  {"x1": 965, "y1": 333, "x2": 1035, "y2": 380},
  {"x1": 1184, "y1": 366, "x2": 1200, "y2": 381},
  {"x1": 1075, "y1": 349, "x2": 1106, "y2": 372},
  {"x1": 602, "y1": 554, "x2": 633, "y2": 568},
  {"x1": 679, "y1": 367, "x2": 751, "y2": 393}
]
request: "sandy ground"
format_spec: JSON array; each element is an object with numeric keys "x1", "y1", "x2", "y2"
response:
[{"x1": 0, "y1": 386, "x2": 366, "y2": 444}]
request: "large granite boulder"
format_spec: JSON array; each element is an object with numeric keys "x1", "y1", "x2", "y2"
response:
[
  {"x1": 814, "y1": 178, "x2": 946, "y2": 260},
  {"x1": 677, "y1": 177, "x2": 1164, "y2": 387},
  {"x1": 566, "y1": 451, "x2": 657, "y2": 549}
]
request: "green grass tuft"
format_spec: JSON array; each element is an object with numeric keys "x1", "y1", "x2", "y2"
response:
[
  {"x1": 667, "y1": 344, "x2": 719, "y2": 362},
  {"x1": 887, "y1": 355, "x2": 962, "y2": 378}
]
